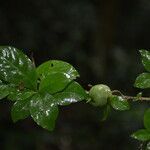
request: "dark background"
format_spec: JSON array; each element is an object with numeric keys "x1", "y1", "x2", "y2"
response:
[{"x1": 0, "y1": 0, "x2": 150, "y2": 150}]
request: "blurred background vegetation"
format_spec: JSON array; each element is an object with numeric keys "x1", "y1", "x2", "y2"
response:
[{"x1": 0, "y1": 0, "x2": 150, "y2": 149}]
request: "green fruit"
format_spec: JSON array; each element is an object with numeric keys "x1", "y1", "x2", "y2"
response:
[{"x1": 89, "y1": 84, "x2": 112, "y2": 107}]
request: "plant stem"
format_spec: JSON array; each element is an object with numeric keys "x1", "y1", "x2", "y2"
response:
[
  {"x1": 122, "y1": 95, "x2": 150, "y2": 101},
  {"x1": 112, "y1": 90, "x2": 150, "y2": 101}
]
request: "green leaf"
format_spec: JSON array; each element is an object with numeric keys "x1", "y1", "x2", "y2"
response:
[
  {"x1": 11, "y1": 99, "x2": 30, "y2": 122},
  {"x1": 146, "y1": 142, "x2": 150, "y2": 150},
  {"x1": 110, "y1": 96, "x2": 130, "y2": 111},
  {"x1": 134, "y1": 73, "x2": 150, "y2": 89},
  {"x1": 30, "y1": 93, "x2": 59, "y2": 131},
  {"x1": 36, "y1": 60, "x2": 79, "y2": 80},
  {"x1": 8, "y1": 89, "x2": 35, "y2": 101},
  {"x1": 0, "y1": 81, "x2": 13, "y2": 100},
  {"x1": 39, "y1": 72, "x2": 72, "y2": 94},
  {"x1": 53, "y1": 81, "x2": 88, "y2": 106},
  {"x1": 140, "y1": 50, "x2": 150, "y2": 72},
  {"x1": 131, "y1": 129, "x2": 150, "y2": 141},
  {"x1": 144, "y1": 109, "x2": 150, "y2": 131},
  {"x1": 0, "y1": 46, "x2": 37, "y2": 90}
]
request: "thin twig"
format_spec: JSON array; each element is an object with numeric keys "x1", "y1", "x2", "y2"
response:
[
  {"x1": 112, "y1": 90, "x2": 124, "y2": 96},
  {"x1": 112, "y1": 90, "x2": 150, "y2": 101},
  {"x1": 122, "y1": 95, "x2": 150, "y2": 101}
]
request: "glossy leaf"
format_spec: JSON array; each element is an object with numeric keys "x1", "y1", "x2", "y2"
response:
[
  {"x1": 30, "y1": 93, "x2": 59, "y2": 131},
  {"x1": 53, "y1": 81, "x2": 88, "y2": 106},
  {"x1": 0, "y1": 81, "x2": 13, "y2": 100},
  {"x1": 140, "y1": 50, "x2": 150, "y2": 72},
  {"x1": 134, "y1": 73, "x2": 150, "y2": 89},
  {"x1": 131, "y1": 129, "x2": 150, "y2": 141},
  {"x1": 37, "y1": 60, "x2": 79, "y2": 80},
  {"x1": 11, "y1": 99, "x2": 30, "y2": 122},
  {"x1": 0, "y1": 46, "x2": 37, "y2": 90},
  {"x1": 110, "y1": 96, "x2": 130, "y2": 111},
  {"x1": 8, "y1": 89, "x2": 35, "y2": 101},
  {"x1": 144, "y1": 109, "x2": 150, "y2": 131},
  {"x1": 39, "y1": 72, "x2": 72, "y2": 94}
]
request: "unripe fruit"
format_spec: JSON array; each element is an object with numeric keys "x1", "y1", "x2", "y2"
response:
[{"x1": 89, "y1": 84, "x2": 112, "y2": 107}]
